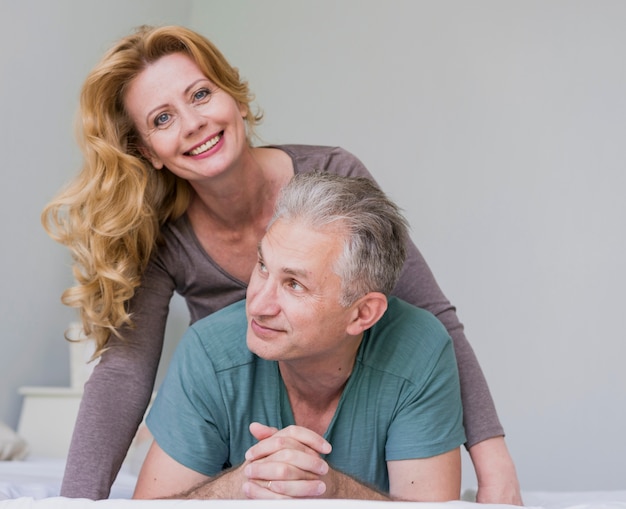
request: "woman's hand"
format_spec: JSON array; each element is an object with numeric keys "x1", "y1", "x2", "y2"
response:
[{"x1": 469, "y1": 436, "x2": 523, "y2": 505}]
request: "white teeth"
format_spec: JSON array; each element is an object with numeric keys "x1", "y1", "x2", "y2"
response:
[{"x1": 188, "y1": 134, "x2": 221, "y2": 155}]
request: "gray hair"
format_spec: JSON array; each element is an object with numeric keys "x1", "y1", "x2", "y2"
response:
[{"x1": 270, "y1": 172, "x2": 409, "y2": 306}]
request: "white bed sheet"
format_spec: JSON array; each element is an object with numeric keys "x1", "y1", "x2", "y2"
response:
[
  {"x1": 521, "y1": 490, "x2": 626, "y2": 509},
  {"x1": 1, "y1": 458, "x2": 626, "y2": 509},
  {"x1": 0, "y1": 500, "x2": 536, "y2": 509},
  {"x1": 2, "y1": 498, "x2": 626, "y2": 509},
  {"x1": 0, "y1": 457, "x2": 136, "y2": 500}
]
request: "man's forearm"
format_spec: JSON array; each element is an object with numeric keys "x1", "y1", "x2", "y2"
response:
[
  {"x1": 176, "y1": 465, "x2": 391, "y2": 500},
  {"x1": 174, "y1": 465, "x2": 246, "y2": 500},
  {"x1": 323, "y1": 468, "x2": 390, "y2": 500}
]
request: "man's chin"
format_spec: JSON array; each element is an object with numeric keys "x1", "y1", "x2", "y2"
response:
[{"x1": 247, "y1": 332, "x2": 275, "y2": 360}]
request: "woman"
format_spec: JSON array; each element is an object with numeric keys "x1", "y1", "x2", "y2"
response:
[{"x1": 42, "y1": 25, "x2": 521, "y2": 504}]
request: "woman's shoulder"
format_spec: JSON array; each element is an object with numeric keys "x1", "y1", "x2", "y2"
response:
[
  {"x1": 146, "y1": 214, "x2": 204, "y2": 283},
  {"x1": 271, "y1": 144, "x2": 372, "y2": 178},
  {"x1": 152, "y1": 214, "x2": 194, "y2": 260},
  {"x1": 272, "y1": 143, "x2": 342, "y2": 157}
]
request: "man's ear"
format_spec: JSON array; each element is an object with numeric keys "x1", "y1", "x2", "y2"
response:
[
  {"x1": 138, "y1": 144, "x2": 164, "y2": 170},
  {"x1": 346, "y1": 292, "x2": 388, "y2": 336}
]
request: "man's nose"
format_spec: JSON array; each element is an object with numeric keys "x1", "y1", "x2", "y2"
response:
[{"x1": 247, "y1": 277, "x2": 281, "y2": 317}]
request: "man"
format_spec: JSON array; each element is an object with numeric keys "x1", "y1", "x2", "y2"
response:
[{"x1": 133, "y1": 172, "x2": 466, "y2": 501}]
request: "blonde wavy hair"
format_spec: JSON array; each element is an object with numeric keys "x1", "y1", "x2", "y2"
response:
[{"x1": 42, "y1": 25, "x2": 262, "y2": 357}]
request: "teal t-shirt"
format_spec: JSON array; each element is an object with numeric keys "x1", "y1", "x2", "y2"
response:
[{"x1": 147, "y1": 297, "x2": 465, "y2": 492}]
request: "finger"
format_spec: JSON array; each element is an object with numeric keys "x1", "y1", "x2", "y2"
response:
[
  {"x1": 246, "y1": 425, "x2": 331, "y2": 461},
  {"x1": 245, "y1": 445, "x2": 330, "y2": 482},
  {"x1": 274, "y1": 479, "x2": 327, "y2": 498},
  {"x1": 277, "y1": 425, "x2": 332, "y2": 454},
  {"x1": 247, "y1": 436, "x2": 311, "y2": 461},
  {"x1": 249, "y1": 422, "x2": 279, "y2": 441},
  {"x1": 246, "y1": 437, "x2": 324, "y2": 465},
  {"x1": 243, "y1": 481, "x2": 290, "y2": 500},
  {"x1": 244, "y1": 479, "x2": 326, "y2": 499}
]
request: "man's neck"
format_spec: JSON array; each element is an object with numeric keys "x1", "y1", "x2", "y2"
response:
[{"x1": 278, "y1": 349, "x2": 358, "y2": 436}]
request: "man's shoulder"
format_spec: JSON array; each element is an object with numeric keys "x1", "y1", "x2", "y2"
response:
[
  {"x1": 363, "y1": 297, "x2": 453, "y2": 374},
  {"x1": 379, "y1": 296, "x2": 449, "y2": 336},
  {"x1": 185, "y1": 299, "x2": 252, "y2": 370}
]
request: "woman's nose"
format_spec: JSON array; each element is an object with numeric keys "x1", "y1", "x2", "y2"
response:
[{"x1": 181, "y1": 106, "x2": 207, "y2": 136}]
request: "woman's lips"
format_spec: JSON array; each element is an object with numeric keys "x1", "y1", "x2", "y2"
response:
[{"x1": 186, "y1": 132, "x2": 222, "y2": 156}]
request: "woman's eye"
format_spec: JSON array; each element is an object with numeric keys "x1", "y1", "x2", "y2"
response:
[
  {"x1": 154, "y1": 112, "x2": 171, "y2": 127},
  {"x1": 258, "y1": 260, "x2": 267, "y2": 273},
  {"x1": 193, "y1": 88, "x2": 210, "y2": 102}
]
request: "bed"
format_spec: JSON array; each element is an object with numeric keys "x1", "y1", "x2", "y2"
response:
[
  {"x1": 2, "y1": 337, "x2": 625, "y2": 509},
  {"x1": 2, "y1": 437, "x2": 626, "y2": 509},
  {"x1": 2, "y1": 455, "x2": 626, "y2": 509}
]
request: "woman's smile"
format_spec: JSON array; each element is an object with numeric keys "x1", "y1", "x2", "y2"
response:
[
  {"x1": 124, "y1": 52, "x2": 249, "y2": 181},
  {"x1": 186, "y1": 132, "x2": 223, "y2": 157}
]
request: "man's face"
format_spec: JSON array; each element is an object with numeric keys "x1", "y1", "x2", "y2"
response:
[{"x1": 245, "y1": 218, "x2": 357, "y2": 365}]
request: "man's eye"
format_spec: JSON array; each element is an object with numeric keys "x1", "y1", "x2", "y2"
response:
[
  {"x1": 258, "y1": 261, "x2": 267, "y2": 273},
  {"x1": 289, "y1": 280, "x2": 303, "y2": 291},
  {"x1": 154, "y1": 113, "x2": 171, "y2": 126}
]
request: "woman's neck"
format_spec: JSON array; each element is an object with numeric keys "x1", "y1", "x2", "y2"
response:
[
  {"x1": 183, "y1": 146, "x2": 294, "y2": 283},
  {"x1": 188, "y1": 146, "x2": 276, "y2": 229}
]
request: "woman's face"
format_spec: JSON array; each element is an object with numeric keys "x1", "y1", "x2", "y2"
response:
[{"x1": 124, "y1": 52, "x2": 249, "y2": 182}]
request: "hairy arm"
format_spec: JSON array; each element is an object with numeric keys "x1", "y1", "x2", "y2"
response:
[
  {"x1": 240, "y1": 424, "x2": 460, "y2": 502},
  {"x1": 135, "y1": 423, "x2": 462, "y2": 502},
  {"x1": 133, "y1": 424, "x2": 331, "y2": 500},
  {"x1": 133, "y1": 441, "x2": 211, "y2": 499}
]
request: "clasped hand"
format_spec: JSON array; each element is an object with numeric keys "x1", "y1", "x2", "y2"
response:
[{"x1": 240, "y1": 422, "x2": 333, "y2": 499}]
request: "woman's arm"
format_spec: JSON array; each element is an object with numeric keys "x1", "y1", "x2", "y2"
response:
[
  {"x1": 320, "y1": 146, "x2": 521, "y2": 503},
  {"x1": 60, "y1": 261, "x2": 174, "y2": 499},
  {"x1": 321, "y1": 146, "x2": 504, "y2": 444},
  {"x1": 392, "y1": 244, "x2": 504, "y2": 445},
  {"x1": 391, "y1": 242, "x2": 521, "y2": 504},
  {"x1": 469, "y1": 436, "x2": 523, "y2": 505}
]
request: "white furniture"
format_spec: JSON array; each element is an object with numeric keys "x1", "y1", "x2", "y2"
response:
[
  {"x1": 16, "y1": 386, "x2": 83, "y2": 458},
  {"x1": 15, "y1": 324, "x2": 97, "y2": 459}
]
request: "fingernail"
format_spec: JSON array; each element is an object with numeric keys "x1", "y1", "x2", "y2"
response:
[{"x1": 320, "y1": 463, "x2": 329, "y2": 474}]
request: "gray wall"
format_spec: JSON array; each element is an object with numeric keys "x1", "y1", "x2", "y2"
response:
[
  {"x1": 0, "y1": 0, "x2": 192, "y2": 429},
  {"x1": 2, "y1": 0, "x2": 625, "y2": 494},
  {"x1": 188, "y1": 0, "x2": 626, "y2": 492}
]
